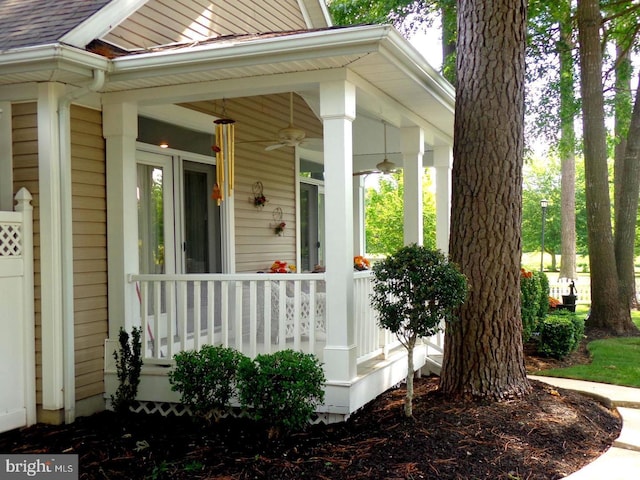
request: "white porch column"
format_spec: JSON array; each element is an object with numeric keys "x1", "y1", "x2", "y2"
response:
[
  {"x1": 0, "y1": 102, "x2": 13, "y2": 210},
  {"x1": 37, "y1": 83, "x2": 65, "y2": 412},
  {"x1": 320, "y1": 81, "x2": 357, "y2": 383},
  {"x1": 104, "y1": 101, "x2": 139, "y2": 336},
  {"x1": 401, "y1": 126, "x2": 425, "y2": 246},
  {"x1": 352, "y1": 175, "x2": 365, "y2": 255},
  {"x1": 433, "y1": 146, "x2": 453, "y2": 253}
]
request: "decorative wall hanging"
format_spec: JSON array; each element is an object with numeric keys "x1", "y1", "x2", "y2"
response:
[
  {"x1": 272, "y1": 207, "x2": 285, "y2": 236},
  {"x1": 251, "y1": 181, "x2": 268, "y2": 208},
  {"x1": 211, "y1": 101, "x2": 235, "y2": 206}
]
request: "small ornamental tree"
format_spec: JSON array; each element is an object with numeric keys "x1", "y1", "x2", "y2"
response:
[{"x1": 371, "y1": 245, "x2": 468, "y2": 417}]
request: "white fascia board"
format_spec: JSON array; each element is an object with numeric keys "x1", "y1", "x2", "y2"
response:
[
  {"x1": 0, "y1": 44, "x2": 109, "y2": 77},
  {"x1": 138, "y1": 104, "x2": 215, "y2": 133},
  {"x1": 60, "y1": 0, "x2": 149, "y2": 48},
  {"x1": 379, "y1": 29, "x2": 455, "y2": 111},
  {"x1": 110, "y1": 25, "x2": 393, "y2": 76}
]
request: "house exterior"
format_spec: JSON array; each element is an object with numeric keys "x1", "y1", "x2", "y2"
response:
[{"x1": 0, "y1": 0, "x2": 455, "y2": 429}]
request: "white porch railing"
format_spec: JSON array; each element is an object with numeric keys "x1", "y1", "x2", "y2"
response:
[{"x1": 129, "y1": 272, "x2": 395, "y2": 366}]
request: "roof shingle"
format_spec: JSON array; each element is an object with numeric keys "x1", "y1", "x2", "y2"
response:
[{"x1": 0, "y1": 0, "x2": 112, "y2": 51}]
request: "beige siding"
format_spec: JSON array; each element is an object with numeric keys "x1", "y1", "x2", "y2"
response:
[
  {"x1": 70, "y1": 105, "x2": 107, "y2": 401},
  {"x1": 11, "y1": 102, "x2": 43, "y2": 404},
  {"x1": 103, "y1": 0, "x2": 307, "y2": 51},
  {"x1": 184, "y1": 93, "x2": 322, "y2": 273}
]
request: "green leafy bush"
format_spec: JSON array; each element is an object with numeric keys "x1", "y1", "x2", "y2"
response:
[
  {"x1": 371, "y1": 245, "x2": 467, "y2": 417},
  {"x1": 237, "y1": 350, "x2": 325, "y2": 437},
  {"x1": 169, "y1": 345, "x2": 246, "y2": 422},
  {"x1": 520, "y1": 268, "x2": 541, "y2": 342},
  {"x1": 534, "y1": 270, "x2": 550, "y2": 319},
  {"x1": 537, "y1": 311, "x2": 584, "y2": 359},
  {"x1": 111, "y1": 326, "x2": 143, "y2": 414}
]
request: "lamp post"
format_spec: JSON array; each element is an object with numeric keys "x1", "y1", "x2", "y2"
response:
[{"x1": 540, "y1": 199, "x2": 548, "y2": 272}]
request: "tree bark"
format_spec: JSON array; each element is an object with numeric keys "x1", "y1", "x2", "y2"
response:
[
  {"x1": 440, "y1": 0, "x2": 531, "y2": 400},
  {"x1": 614, "y1": 78, "x2": 640, "y2": 310},
  {"x1": 576, "y1": 0, "x2": 637, "y2": 335},
  {"x1": 558, "y1": 1, "x2": 577, "y2": 281}
]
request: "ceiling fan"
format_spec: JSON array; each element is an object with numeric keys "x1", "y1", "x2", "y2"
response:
[
  {"x1": 353, "y1": 122, "x2": 400, "y2": 176},
  {"x1": 238, "y1": 92, "x2": 322, "y2": 151}
]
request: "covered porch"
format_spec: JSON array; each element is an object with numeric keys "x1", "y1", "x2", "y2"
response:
[{"x1": 101, "y1": 25, "x2": 455, "y2": 420}]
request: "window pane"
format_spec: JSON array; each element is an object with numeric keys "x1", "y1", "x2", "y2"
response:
[{"x1": 137, "y1": 164, "x2": 165, "y2": 274}]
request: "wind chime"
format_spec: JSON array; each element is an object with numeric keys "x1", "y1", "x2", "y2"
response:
[{"x1": 211, "y1": 101, "x2": 235, "y2": 206}]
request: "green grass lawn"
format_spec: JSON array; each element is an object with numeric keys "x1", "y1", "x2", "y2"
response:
[{"x1": 535, "y1": 309, "x2": 640, "y2": 388}]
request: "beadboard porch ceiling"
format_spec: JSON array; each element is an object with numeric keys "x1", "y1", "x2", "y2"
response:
[{"x1": 102, "y1": 25, "x2": 454, "y2": 142}]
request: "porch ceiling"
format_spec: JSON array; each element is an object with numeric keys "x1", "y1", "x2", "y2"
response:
[{"x1": 103, "y1": 25, "x2": 454, "y2": 142}]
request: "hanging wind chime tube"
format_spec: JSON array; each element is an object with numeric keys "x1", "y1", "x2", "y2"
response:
[{"x1": 212, "y1": 116, "x2": 235, "y2": 206}]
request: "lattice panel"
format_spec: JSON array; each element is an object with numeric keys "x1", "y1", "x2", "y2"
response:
[
  {"x1": 0, "y1": 223, "x2": 22, "y2": 257},
  {"x1": 129, "y1": 401, "x2": 345, "y2": 424}
]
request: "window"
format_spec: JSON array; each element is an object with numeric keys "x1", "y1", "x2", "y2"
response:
[
  {"x1": 137, "y1": 150, "x2": 221, "y2": 275},
  {"x1": 299, "y1": 159, "x2": 325, "y2": 272}
]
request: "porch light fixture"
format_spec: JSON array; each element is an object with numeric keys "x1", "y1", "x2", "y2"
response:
[
  {"x1": 159, "y1": 142, "x2": 169, "y2": 148},
  {"x1": 212, "y1": 104, "x2": 236, "y2": 206}
]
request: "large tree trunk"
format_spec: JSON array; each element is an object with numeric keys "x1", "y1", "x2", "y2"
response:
[
  {"x1": 614, "y1": 78, "x2": 640, "y2": 310},
  {"x1": 613, "y1": 45, "x2": 639, "y2": 310},
  {"x1": 440, "y1": 0, "x2": 531, "y2": 400},
  {"x1": 558, "y1": 1, "x2": 577, "y2": 281},
  {"x1": 577, "y1": 0, "x2": 636, "y2": 335}
]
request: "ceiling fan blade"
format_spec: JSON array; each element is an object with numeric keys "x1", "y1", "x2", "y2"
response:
[
  {"x1": 265, "y1": 143, "x2": 287, "y2": 151},
  {"x1": 353, "y1": 170, "x2": 379, "y2": 176}
]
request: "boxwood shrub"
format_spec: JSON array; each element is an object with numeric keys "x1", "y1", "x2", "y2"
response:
[
  {"x1": 537, "y1": 310, "x2": 585, "y2": 359},
  {"x1": 169, "y1": 345, "x2": 246, "y2": 422},
  {"x1": 237, "y1": 349, "x2": 325, "y2": 437}
]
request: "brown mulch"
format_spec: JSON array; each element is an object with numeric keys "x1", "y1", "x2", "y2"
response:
[{"x1": 0, "y1": 332, "x2": 623, "y2": 480}]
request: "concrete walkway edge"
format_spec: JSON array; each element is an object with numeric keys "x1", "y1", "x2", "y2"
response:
[{"x1": 529, "y1": 375, "x2": 640, "y2": 479}]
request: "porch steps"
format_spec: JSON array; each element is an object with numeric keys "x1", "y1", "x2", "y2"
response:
[{"x1": 423, "y1": 354, "x2": 443, "y2": 376}]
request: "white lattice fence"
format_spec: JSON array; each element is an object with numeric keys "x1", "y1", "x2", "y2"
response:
[{"x1": 0, "y1": 188, "x2": 35, "y2": 433}]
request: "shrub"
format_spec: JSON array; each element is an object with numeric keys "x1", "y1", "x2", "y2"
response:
[
  {"x1": 371, "y1": 245, "x2": 467, "y2": 417},
  {"x1": 169, "y1": 345, "x2": 246, "y2": 422},
  {"x1": 237, "y1": 350, "x2": 325, "y2": 437},
  {"x1": 111, "y1": 326, "x2": 143, "y2": 414},
  {"x1": 534, "y1": 270, "x2": 550, "y2": 318},
  {"x1": 537, "y1": 311, "x2": 584, "y2": 359},
  {"x1": 520, "y1": 268, "x2": 541, "y2": 342}
]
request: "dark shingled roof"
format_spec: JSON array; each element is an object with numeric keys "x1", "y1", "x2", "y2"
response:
[{"x1": 0, "y1": 0, "x2": 112, "y2": 51}]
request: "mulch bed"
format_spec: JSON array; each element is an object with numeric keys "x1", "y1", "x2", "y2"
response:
[{"x1": 0, "y1": 332, "x2": 623, "y2": 480}]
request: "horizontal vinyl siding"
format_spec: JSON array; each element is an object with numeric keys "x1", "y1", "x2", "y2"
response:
[
  {"x1": 70, "y1": 105, "x2": 107, "y2": 402},
  {"x1": 11, "y1": 102, "x2": 42, "y2": 405},
  {"x1": 103, "y1": 0, "x2": 307, "y2": 51},
  {"x1": 184, "y1": 93, "x2": 322, "y2": 273}
]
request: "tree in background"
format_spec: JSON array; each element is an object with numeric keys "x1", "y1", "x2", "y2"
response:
[
  {"x1": 576, "y1": 0, "x2": 637, "y2": 335},
  {"x1": 365, "y1": 171, "x2": 436, "y2": 254},
  {"x1": 439, "y1": 0, "x2": 531, "y2": 400},
  {"x1": 521, "y1": 157, "x2": 588, "y2": 270}
]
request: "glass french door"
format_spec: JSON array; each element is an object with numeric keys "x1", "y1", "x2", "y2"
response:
[
  {"x1": 300, "y1": 182, "x2": 325, "y2": 272},
  {"x1": 137, "y1": 151, "x2": 221, "y2": 275},
  {"x1": 182, "y1": 161, "x2": 221, "y2": 273}
]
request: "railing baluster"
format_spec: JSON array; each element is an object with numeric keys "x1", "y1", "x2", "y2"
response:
[
  {"x1": 194, "y1": 280, "x2": 201, "y2": 351},
  {"x1": 277, "y1": 281, "x2": 286, "y2": 349},
  {"x1": 234, "y1": 281, "x2": 243, "y2": 352},
  {"x1": 308, "y1": 281, "x2": 316, "y2": 348},
  {"x1": 207, "y1": 281, "x2": 215, "y2": 345},
  {"x1": 153, "y1": 281, "x2": 161, "y2": 359},
  {"x1": 263, "y1": 280, "x2": 272, "y2": 353},
  {"x1": 166, "y1": 280, "x2": 175, "y2": 360},
  {"x1": 140, "y1": 281, "x2": 149, "y2": 358},
  {"x1": 249, "y1": 281, "x2": 257, "y2": 357},
  {"x1": 179, "y1": 281, "x2": 188, "y2": 352},
  {"x1": 221, "y1": 281, "x2": 229, "y2": 347}
]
